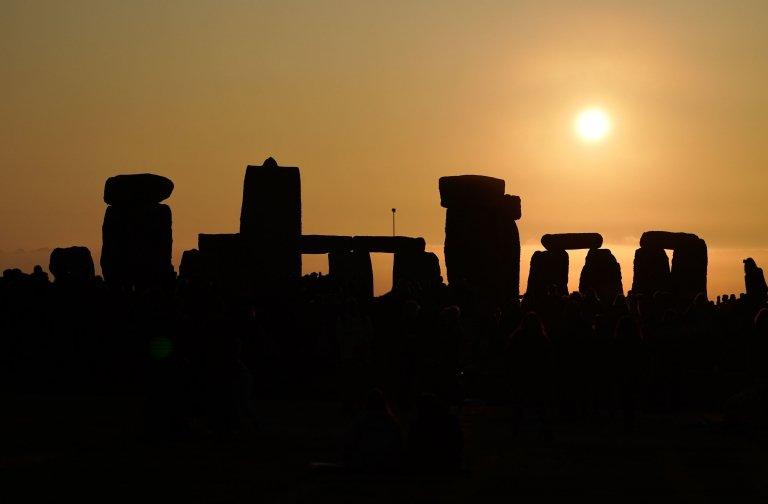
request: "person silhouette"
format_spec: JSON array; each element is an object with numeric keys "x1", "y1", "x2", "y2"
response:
[{"x1": 343, "y1": 389, "x2": 404, "y2": 473}]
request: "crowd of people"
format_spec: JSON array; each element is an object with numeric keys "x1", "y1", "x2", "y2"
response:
[{"x1": 1, "y1": 257, "x2": 768, "y2": 474}]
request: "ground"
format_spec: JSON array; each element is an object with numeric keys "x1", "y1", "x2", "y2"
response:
[{"x1": 2, "y1": 396, "x2": 767, "y2": 503}]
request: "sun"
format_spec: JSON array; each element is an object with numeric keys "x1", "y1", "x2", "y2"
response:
[{"x1": 575, "y1": 107, "x2": 611, "y2": 142}]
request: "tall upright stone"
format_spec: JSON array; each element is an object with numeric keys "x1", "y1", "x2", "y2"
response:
[
  {"x1": 393, "y1": 251, "x2": 442, "y2": 289},
  {"x1": 440, "y1": 175, "x2": 521, "y2": 304},
  {"x1": 526, "y1": 249, "x2": 569, "y2": 297},
  {"x1": 329, "y1": 249, "x2": 373, "y2": 299},
  {"x1": 101, "y1": 174, "x2": 174, "y2": 290},
  {"x1": 240, "y1": 157, "x2": 301, "y2": 293},
  {"x1": 579, "y1": 248, "x2": 623, "y2": 303},
  {"x1": 632, "y1": 231, "x2": 707, "y2": 300},
  {"x1": 744, "y1": 258, "x2": 768, "y2": 301},
  {"x1": 631, "y1": 247, "x2": 670, "y2": 296},
  {"x1": 671, "y1": 236, "x2": 708, "y2": 300}
]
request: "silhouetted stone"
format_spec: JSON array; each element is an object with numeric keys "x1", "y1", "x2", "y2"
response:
[
  {"x1": 240, "y1": 157, "x2": 301, "y2": 290},
  {"x1": 671, "y1": 237, "x2": 708, "y2": 299},
  {"x1": 439, "y1": 175, "x2": 505, "y2": 208},
  {"x1": 49, "y1": 246, "x2": 95, "y2": 284},
  {"x1": 197, "y1": 233, "x2": 249, "y2": 296},
  {"x1": 393, "y1": 251, "x2": 441, "y2": 288},
  {"x1": 631, "y1": 247, "x2": 670, "y2": 295},
  {"x1": 542, "y1": 233, "x2": 603, "y2": 251},
  {"x1": 526, "y1": 249, "x2": 568, "y2": 296},
  {"x1": 351, "y1": 236, "x2": 426, "y2": 254},
  {"x1": 441, "y1": 175, "x2": 522, "y2": 303},
  {"x1": 501, "y1": 194, "x2": 522, "y2": 221},
  {"x1": 299, "y1": 235, "x2": 353, "y2": 254},
  {"x1": 744, "y1": 258, "x2": 768, "y2": 301},
  {"x1": 329, "y1": 249, "x2": 373, "y2": 299},
  {"x1": 179, "y1": 249, "x2": 202, "y2": 281},
  {"x1": 104, "y1": 174, "x2": 174, "y2": 205},
  {"x1": 101, "y1": 203, "x2": 173, "y2": 289},
  {"x1": 444, "y1": 204, "x2": 520, "y2": 303},
  {"x1": 579, "y1": 248, "x2": 623, "y2": 303},
  {"x1": 639, "y1": 231, "x2": 700, "y2": 250}
]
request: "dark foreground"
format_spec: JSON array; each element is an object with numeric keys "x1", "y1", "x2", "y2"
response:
[{"x1": 3, "y1": 396, "x2": 766, "y2": 503}]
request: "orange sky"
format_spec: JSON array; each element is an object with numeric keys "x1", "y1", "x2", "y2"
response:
[{"x1": 2, "y1": 1, "x2": 768, "y2": 296}]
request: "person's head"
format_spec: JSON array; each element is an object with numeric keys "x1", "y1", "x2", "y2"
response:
[
  {"x1": 754, "y1": 308, "x2": 768, "y2": 334},
  {"x1": 745, "y1": 257, "x2": 758, "y2": 273}
]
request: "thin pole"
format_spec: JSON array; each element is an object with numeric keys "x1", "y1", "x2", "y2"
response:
[{"x1": 391, "y1": 208, "x2": 396, "y2": 237}]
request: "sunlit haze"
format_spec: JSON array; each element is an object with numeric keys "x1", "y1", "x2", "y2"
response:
[{"x1": 576, "y1": 108, "x2": 611, "y2": 142}]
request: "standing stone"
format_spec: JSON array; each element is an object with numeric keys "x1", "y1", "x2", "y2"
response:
[
  {"x1": 631, "y1": 247, "x2": 670, "y2": 296},
  {"x1": 179, "y1": 249, "x2": 202, "y2": 281},
  {"x1": 100, "y1": 174, "x2": 174, "y2": 290},
  {"x1": 670, "y1": 237, "x2": 708, "y2": 300},
  {"x1": 579, "y1": 248, "x2": 623, "y2": 303},
  {"x1": 526, "y1": 249, "x2": 569, "y2": 297},
  {"x1": 440, "y1": 175, "x2": 521, "y2": 304},
  {"x1": 329, "y1": 249, "x2": 373, "y2": 299},
  {"x1": 744, "y1": 258, "x2": 768, "y2": 301},
  {"x1": 393, "y1": 251, "x2": 442, "y2": 288},
  {"x1": 197, "y1": 233, "x2": 250, "y2": 297},
  {"x1": 240, "y1": 157, "x2": 301, "y2": 292},
  {"x1": 49, "y1": 246, "x2": 95, "y2": 284}
]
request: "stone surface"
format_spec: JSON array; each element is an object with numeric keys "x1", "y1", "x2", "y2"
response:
[
  {"x1": 351, "y1": 236, "x2": 426, "y2": 254},
  {"x1": 500, "y1": 194, "x2": 522, "y2": 221},
  {"x1": 526, "y1": 249, "x2": 569, "y2": 297},
  {"x1": 178, "y1": 249, "x2": 202, "y2": 280},
  {"x1": 631, "y1": 247, "x2": 671, "y2": 296},
  {"x1": 299, "y1": 235, "x2": 353, "y2": 254},
  {"x1": 49, "y1": 246, "x2": 95, "y2": 284},
  {"x1": 639, "y1": 231, "x2": 700, "y2": 250},
  {"x1": 439, "y1": 175, "x2": 505, "y2": 208},
  {"x1": 104, "y1": 174, "x2": 174, "y2": 205},
  {"x1": 744, "y1": 258, "x2": 768, "y2": 301},
  {"x1": 444, "y1": 204, "x2": 520, "y2": 303},
  {"x1": 329, "y1": 249, "x2": 373, "y2": 299},
  {"x1": 670, "y1": 237, "x2": 708, "y2": 300},
  {"x1": 579, "y1": 248, "x2": 623, "y2": 303},
  {"x1": 393, "y1": 251, "x2": 442, "y2": 288},
  {"x1": 101, "y1": 203, "x2": 173, "y2": 289},
  {"x1": 240, "y1": 157, "x2": 302, "y2": 289},
  {"x1": 541, "y1": 233, "x2": 603, "y2": 251},
  {"x1": 197, "y1": 233, "x2": 249, "y2": 296}
]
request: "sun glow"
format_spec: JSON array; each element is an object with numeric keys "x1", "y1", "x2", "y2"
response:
[{"x1": 575, "y1": 108, "x2": 611, "y2": 142}]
